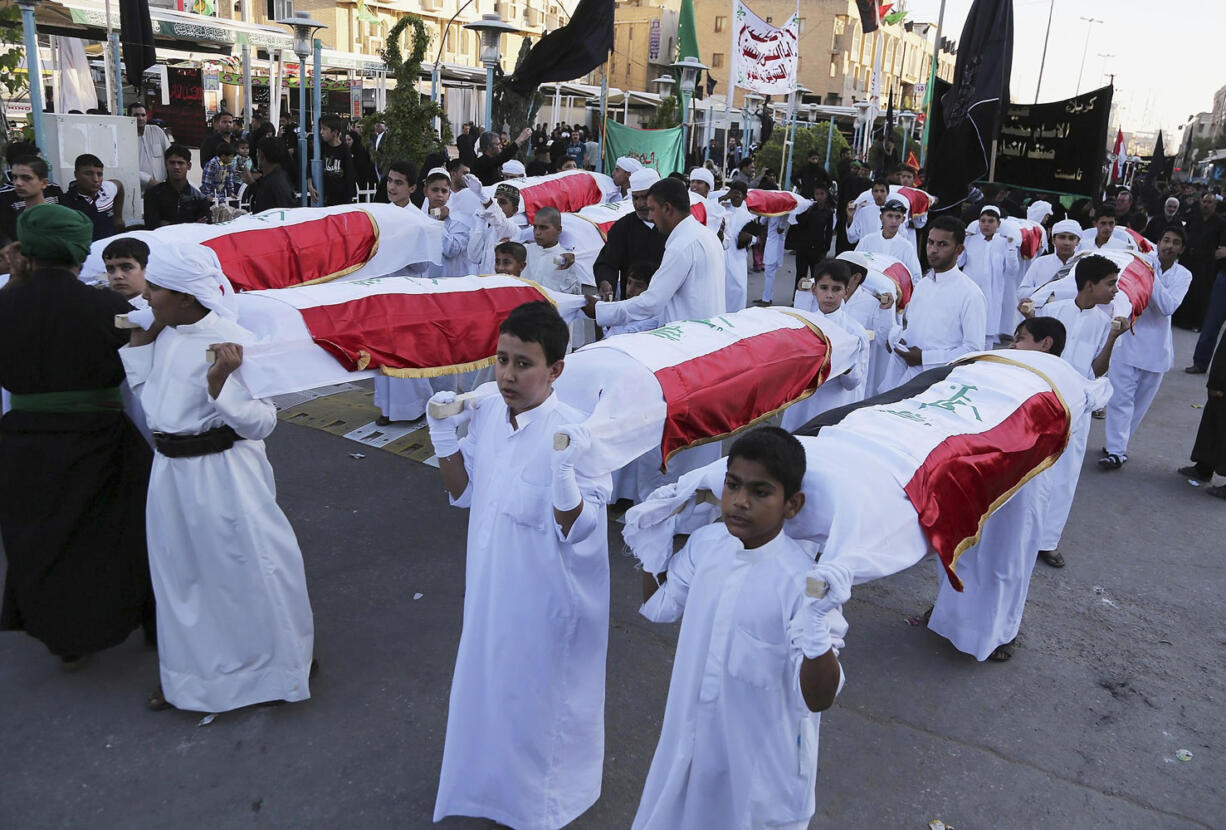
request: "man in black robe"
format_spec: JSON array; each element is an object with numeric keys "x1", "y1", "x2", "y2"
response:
[
  {"x1": 0, "y1": 204, "x2": 153, "y2": 666},
  {"x1": 1182, "y1": 329, "x2": 1226, "y2": 499},
  {"x1": 471, "y1": 128, "x2": 534, "y2": 186},
  {"x1": 593, "y1": 169, "x2": 666, "y2": 300}
]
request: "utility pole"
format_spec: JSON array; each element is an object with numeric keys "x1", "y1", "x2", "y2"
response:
[
  {"x1": 1034, "y1": 0, "x2": 1054, "y2": 103},
  {"x1": 1075, "y1": 17, "x2": 1102, "y2": 95}
]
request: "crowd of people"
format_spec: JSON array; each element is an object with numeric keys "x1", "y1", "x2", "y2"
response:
[{"x1": 1, "y1": 108, "x2": 1225, "y2": 830}]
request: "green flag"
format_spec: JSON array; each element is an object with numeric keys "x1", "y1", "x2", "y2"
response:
[
  {"x1": 677, "y1": 0, "x2": 699, "y2": 60},
  {"x1": 604, "y1": 120, "x2": 685, "y2": 176}
]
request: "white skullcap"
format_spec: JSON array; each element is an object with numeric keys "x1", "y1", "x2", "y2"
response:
[
  {"x1": 629, "y1": 168, "x2": 660, "y2": 192},
  {"x1": 1051, "y1": 219, "x2": 1082, "y2": 236},
  {"x1": 1165, "y1": 196, "x2": 1180, "y2": 207},
  {"x1": 145, "y1": 243, "x2": 237, "y2": 321},
  {"x1": 1027, "y1": 200, "x2": 1053, "y2": 223},
  {"x1": 979, "y1": 204, "x2": 1001, "y2": 218},
  {"x1": 688, "y1": 167, "x2": 715, "y2": 189},
  {"x1": 426, "y1": 166, "x2": 449, "y2": 178},
  {"x1": 501, "y1": 159, "x2": 526, "y2": 177},
  {"x1": 615, "y1": 156, "x2": 643, "y2": 174}
]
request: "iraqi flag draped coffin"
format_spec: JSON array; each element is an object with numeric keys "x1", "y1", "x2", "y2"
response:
[
  {"x1": 226, "y1": 275, "x2": 588, "y2": 398},
  {"x1": 81, "y1": 204, "x2": 443, "y2": 291},
  {"x1": 966, "y1": 216, "x2": 1049, "y2": 260},
  {"x1": 850, "y1": 185, "x2": 934, "y2": 220},
  {"x1": 837, "y1": 250, "x2": 914, "y2": 310},
  {"x1": 1029, "y1": 249, "x2": 1155, "y2": 322},
  {"x1": 622, "y1": 351, "x2": 1112, "y2": 588},
  {"x1": 549, "y1": 307, "x2": 861, "y2": 478},
  {"x1": 481, "y1": 170, "x2": 614, "y2": 222}
]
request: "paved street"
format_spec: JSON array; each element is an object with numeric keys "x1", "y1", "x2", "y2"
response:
[{"x1": 1, "y1": 295, "x2": 1222, "y2": 828}]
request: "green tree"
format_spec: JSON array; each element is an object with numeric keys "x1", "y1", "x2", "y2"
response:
[
  {"x1": 0, "y1": 5, "x2": 29, "y2": 142},
  {"x1": 760, "y1": 121, "x2": 850, "y2": 184},
  {"x1": 362, "y1": 15, "x2": 452, "y2": 172},
  {"x1": 644, "y1": 93, "x2": 680, "y2": 130}
]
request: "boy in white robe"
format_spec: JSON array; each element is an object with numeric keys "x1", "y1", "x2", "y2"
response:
[
  {"x1": 846, "y1": 178, "x2": 889, "y2": 245},
  {"x1": 882, "y1": 216, "x2": 987, "y2": 391},
  {"x1": 103, "y1": 237, "x2": 154, "y2": 444},
  {"x1": 423, "y1": 168, "x2": 473, "y2": 278},
  {"x1": 854, "y1": 198, "x2": 922, "y2": 282},
  {"x1": 523, "y1": 206, "x2": 588, "y2": 349},
  {"x1": 1076, "y1": 206, "x2": 1130, "y2": 253},
  {"x1": 927, "y1": 317, "x2": 1073, "y2": 662},
  {"x1": 1027, "y1": 254, "x2": 1126, "y2": 568},
  {"x1": 122, "y1": 245, "x2": 314, "y2": 713},
  {"x1": 429, "y1": 301, "x2": 612, "y2": 830},
  {"x1": 958, "y1": 205, "x2": 1017, "y2": 347},
  {"x1": 759, "y1": 212, "x2": 790, "y2": 305},
  {"x1": 1017, "y1": 219, "x2": 1081, "y2": 304},
  {"x1": 634, "y1": 427, "x2": 850, "y2": 830},
  {"x1": 1100, "y1": 226, "x2": 1193, "y2": 468},
  {"x1": 466, "y1": 185, "x2": 526, "y2": 275},
  {"x1": 721, "y1": 181, "x2": 754, "y2": 312},
  {"x1": 781, "y1": 260, "x2": 870, "y2": 431}
]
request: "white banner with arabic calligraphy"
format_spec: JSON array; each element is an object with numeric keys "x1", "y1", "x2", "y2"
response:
[{"x1": 732, "y1": 0, "x2": 799, "y2": 96}]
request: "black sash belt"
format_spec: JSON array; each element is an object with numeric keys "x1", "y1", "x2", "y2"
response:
[{"x1": 153, "y1": 425, "x2": 242, "y2": 458}]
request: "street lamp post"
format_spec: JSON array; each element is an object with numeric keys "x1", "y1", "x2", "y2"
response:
[
  {"x1": 651, "y1": 73, "x2": 677, "y2": 120},
  {"x1": 1075, "y1": 17, "x2": 1102, "y2": 95},
  {"x1": 899, "y1": 109, "x2": 917, "y2": 162},
  {"x1": 782, "y1": 84, "x2": 809, "y2": 191},
  {"x1": 743, "y1": 92, "x2": 764, "y2": 147},
  {"x1": 15, "y1": 0, "x2": 44, "y2": 152},
  {"x1": 278, "y1": 11, "x2": 328, "y2": 207},
  {"x1": 465, "y1": 13, "x2": 519, "y2": 133},
  {"x1": 670, "y1": 56, "x2": 708, "y2": 164}
]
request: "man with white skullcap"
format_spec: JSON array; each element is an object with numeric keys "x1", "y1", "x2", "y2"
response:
[
  {"x1": 593, "y1": 167, "x2": 666, "y2": 299},
  {"x1": 607, "y1": 156, "x2": 643, "y2": 202},
  {"x1": 501, "y1": 159, "x2": 526, "y2": 179},
  {"x1": 1027, "y1": 200, "x2": 1054, "y2": 227},
  {"x1": 122, "y1": 244, "x2": 315, "y2": 714},
  {"x1": 688, "y1": 167, "x2": 725, "y2": 234}
]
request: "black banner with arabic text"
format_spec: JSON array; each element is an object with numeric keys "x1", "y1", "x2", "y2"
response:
[{"x1": 992, "y1": 85, "x2": 1113, "y2": 198}]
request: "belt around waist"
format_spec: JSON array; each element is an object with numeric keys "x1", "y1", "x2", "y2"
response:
[
  {"x1": 8, "y1": 387, "x2": 123, "y2": 414},
  {"x1": 153, "y1": 425, "x2": 242, "y2": 458}
]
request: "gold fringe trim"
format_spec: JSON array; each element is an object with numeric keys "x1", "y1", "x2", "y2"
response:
[
  {"x1": 295, "y1": 208, "x2": 381, "y2": 287},
  {"x1": 379, "y1": 355, "x2": 497, "y2": 378}
]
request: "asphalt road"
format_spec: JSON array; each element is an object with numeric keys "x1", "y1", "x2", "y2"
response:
[{"x1": 1, "y1": 296, "x2": 1222, "y2": 829}]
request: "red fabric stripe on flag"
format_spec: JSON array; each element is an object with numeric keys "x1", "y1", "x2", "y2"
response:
[
  {"x1": 746, "y1": 189, "x2": 800, "y2": 217},
  {"x1": 897, "y1": 186, "x2": 931, "y2": 218},
  {"x1": 1020, "y1": 225, "x2": 1045, "y2": 259},
  {"x1": 203, "y1": 210, "x2": 379, "y2": 291},
  {"x1": 297, "y1": 283, "x2": 548, "y2": 372},
  {"x1": 904, "y1": 389, "x2": 1069, "y2": 591},
  {"x1": 653, "y1": 325, "x2": 831, "y2": 466},
  {"x1": 1117, "y1": 256, "x2": 1154, "y2": 320},
  {"x1": 690, "y1": 200, "x2": 707, "y2": 226},
  {"x1": 1124, "y1": 227, "x2": 1154, "y2": 253},
  {"x1": 519, "y1": 175, "x2": 604, "y2": 223},
  {"x1": 884, "y1": 262, "x2": 914, "y2": 309}
]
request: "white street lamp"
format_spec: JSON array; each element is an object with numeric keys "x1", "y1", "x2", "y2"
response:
[
  {"x1": 277, "y1": 11, "x2": 328, "y2": 207},
  {"x1": 465, "y1": 13, "x2": 520, "y2": 132}
]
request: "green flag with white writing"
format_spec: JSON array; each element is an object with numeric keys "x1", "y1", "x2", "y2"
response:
[{"x1": 604, "y1": 120, "x2": 685, "y2": 176}]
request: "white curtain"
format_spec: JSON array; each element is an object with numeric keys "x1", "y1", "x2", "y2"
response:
[{"x1": 53, "y1": 37, "x2": 98, "y2": 113}]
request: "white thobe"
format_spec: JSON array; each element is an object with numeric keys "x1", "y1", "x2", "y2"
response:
[
  {"x1": 1017, "y1": 253, "x2": 1074, "y2": 303},
  {"x1": 466, "y1": 201, "x2": 522, "y2": 274},
  {"x1": 844, "y1": 287, "x2": 893, "y2": 395},
  {"x1": 959, "y1": 234, "x2": 1018, "y2": 343},
  {"x1": 137, "y1": 124, "x2": 171, "y2": 191},
  {"x1": 427, "y1": 214, "x2": 475, "y2": 278},
  {"x1": 434, "y1": 392, "x2": 612, "y2": 830},
  {"x1": 762, "y1": 215, "x2": 790, "y2": 303},
  {"x1": 1076, "y1": 227, "x2": 1133, "y2": 253},
  {"x1": 121, "y1": 313, "x2": 314, "y2": 713},
  {"x1": 780, "y1": 305, "x2": 869, "y2": 432},
  {"x1": 846, "y1": 200, "x2": 882, "y2": 245},
  {"x1": 929, "y1": 477, "x2": 1043, "y2": 660},
  {"x1": 524, "y1": 242, "x2": 590, "y2": 349},
  {"x1": 882, "y1": 267, "x2": 987, "y2": 391},
  {"x1": 634, "y1": 525, "x2": 846, "y2": 830},
  {"x1": 595, "y1": 215, "x2": 725, "y2": 327},
  {"x1": 855, "y1": 231, "x2": 923, "y2": 282},
  {"x1": 700, "y1": 194, "x2": 726, "y2": 235},
  {"x1": 1104, "y1": 259, "x2": 1192, "y2": 455},
  {"x1": 723, "y1": 204, "x2": 753, "y2": 312},
  {"x1": 1034, "y1": 300, "x2": 1111, "y2": 550}
]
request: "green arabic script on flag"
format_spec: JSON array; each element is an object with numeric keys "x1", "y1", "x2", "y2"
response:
[{"x1": 604, "y1": 120, "x2": 685, "y2": 177}]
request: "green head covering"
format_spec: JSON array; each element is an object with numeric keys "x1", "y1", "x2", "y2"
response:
[{"x1": 17, "y1": 203, "x2": 93, "y2": 265}]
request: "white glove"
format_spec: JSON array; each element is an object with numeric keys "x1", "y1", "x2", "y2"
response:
[
  {"x1": 463, "y1": 173, "x2": 484, "y2": 198},
  {"x1": 799, "y1": 560, "x2": 853, "y2": 659},
  {"x1": 550, "y1": 424, "x2": 591, "y2": 511},
  {"x1": 426, "y1": 391, "x2": 470, "y2": 459}
]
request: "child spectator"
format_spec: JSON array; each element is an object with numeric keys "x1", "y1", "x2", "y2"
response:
[
  {"x1": 200, "y1": 143, "x2": 240, "y2": 201},
  {"x1": 602, "y1": 261, "x2": 661, "y2": 337},
  {"x1": 493, "y1": 240, "x2": 527, "y2": 277}
]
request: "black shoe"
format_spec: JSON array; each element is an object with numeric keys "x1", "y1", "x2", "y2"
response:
[
  {"x1": 1185, "y1": 365, "x2": 1207, "y2": 374},
  {"x1": 1177, "y1": 464, "x2": 1213, "y2": 483}
]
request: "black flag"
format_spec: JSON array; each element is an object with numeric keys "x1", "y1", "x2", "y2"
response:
[
  {"x1": 1150, "y1": 130, "x2": 1168, "y2": 180},
  {"x1": 925, "y1": 0, "x2": 1013, "y2": 213},
  {"x1": 119, "y1": 0, "x2": 157, "y2": 91},
  {"x1": 506, "y1": 0, "x2": 614, "y2": 97},
  {"x1": 856, "y1": 1, "x2": 880, "y2": 35}
]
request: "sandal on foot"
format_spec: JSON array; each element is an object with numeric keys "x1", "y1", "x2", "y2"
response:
[
  {"x1": 1038, "y1": 549, "x2": 1065, "y2": 568},
  {"x1": 374, "y1": 415, "x2": 391, "y2": 426},
  {"x1": 147, "y1": 687, "x2": 173, "y2": 712},
  {"x1": 1177, "y1": 464, "x2": 1213, "y2": 483},
  {"x1": 1091, "y1": 408, "x2": 1106, "y2": 419},
  {"x1": 1097, "y1": 453, "x2": 1126, "y2": 470},
  {"x1": 1207, "y1": 485, "x2": 1226, "y2": 501},
  {"x1": 988, "y1": 638, "x2": 1016, "y2": 662}
]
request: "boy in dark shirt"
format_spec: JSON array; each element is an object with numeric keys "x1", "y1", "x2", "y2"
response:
[{"x1": 311, "y1": 115, "x2": 355, "y2": 207}]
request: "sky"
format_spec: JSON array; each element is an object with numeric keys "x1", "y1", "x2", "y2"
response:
[{"x1": 904, "y1": 0, "x2": 1220, "y2": 143}]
